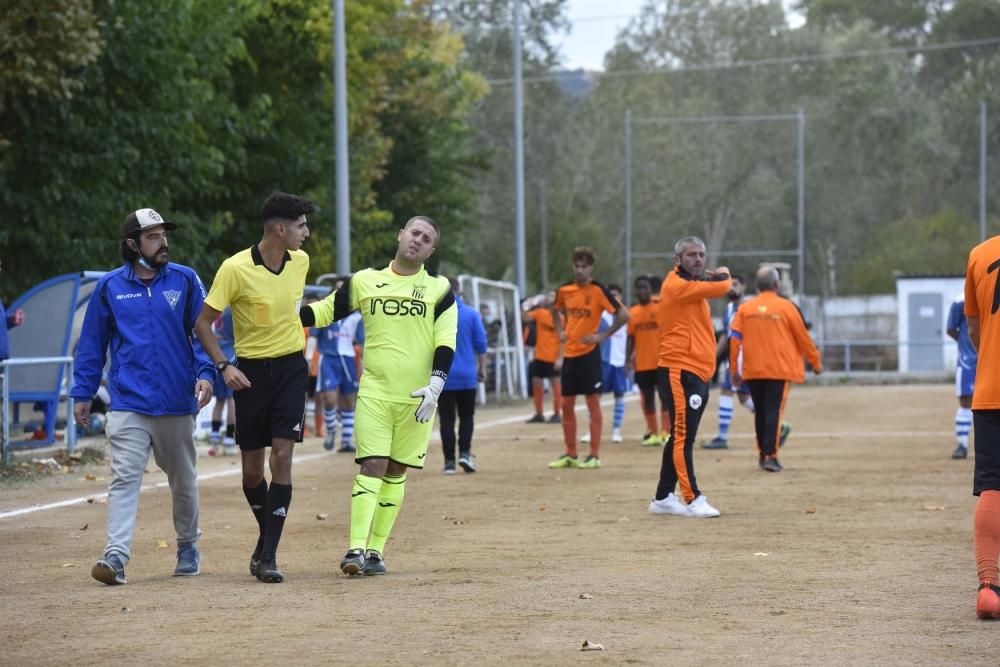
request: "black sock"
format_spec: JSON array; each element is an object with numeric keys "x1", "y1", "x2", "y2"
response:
[
  {"x1": 225, "y1": 424, "x2": 236, "y2": 439},
  {"x1": 212, "y1": 420, "x2": 222, "y2": 433},
  {"x1": 261, "y1": 483, "x2": 292, "y2": 561},
  {"x1": 242, "y1": 479, "x2": 268, "y2": 557}
]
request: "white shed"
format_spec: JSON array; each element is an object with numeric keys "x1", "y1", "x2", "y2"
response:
[{"x1": 895, "y1": 275, "x2": 964, "y2": 373}]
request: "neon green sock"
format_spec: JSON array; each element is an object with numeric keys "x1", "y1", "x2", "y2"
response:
[
  {"x1": 368, "y1": 474, "x2": 406, "y2": 554},
  {"x1": 350, "y1": 475, "x2": 383, "y2": 550}
]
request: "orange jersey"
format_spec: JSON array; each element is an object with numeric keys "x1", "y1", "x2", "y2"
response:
[
  {"x1": 657, "y1": 268, "x2": 731, "y2": 382},
  {"x1": 729, "y1": 292, "x2": 821, "y2": 383},
  {"x1": 966, "y1": 236, "x2": 1000, "y2": 409},
  {"x1": 304, "y1": 326, "x2": 320, "y2": 377},
  {"x1": 628, "y1": 301, "x2": 660, "y2": 372},
  {"x1": 555, "y1": 280, "x2": 620, "y2": 358},
  {"x1": 527, "y1": 307, "x2": 563, "y2": 363}
]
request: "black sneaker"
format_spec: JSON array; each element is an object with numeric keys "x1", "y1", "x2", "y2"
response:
[
  {"x1": 761, "y1": 457, "x2": 784, "y2": 473},
  {"x1": 340, "y1": 548, "x2": 366, "y2": 575},
  {"x1": 701, "y1": 436, "x2": 729, "y2": 450},
  {"x1": 547, "y1": 414, "x2": 561, "y2": 424},
  {"x1": 363, "y1": 550, "x2": 386, "y2": 576},
  {"x1": 458, "y1": 453, "x2": 477, "y2": 473},
  {"x1": 526, "y1": 414, "x2": 546, "y2": 424},
  {"x1": 256, "y1": 557, "x2": 283, "y2": 583},
  {"x1": 953, "y1": 445, "x2": 969, "y2": 459},
  {"x1": 338, "y1": 443, "x2": 356, "y2": 453},
  {"x1": 442, "y1": 460, "x2": 456, "y2": 475},
  {"x1": 91, "y1": 553, "x2": 127, "y2": 586}
]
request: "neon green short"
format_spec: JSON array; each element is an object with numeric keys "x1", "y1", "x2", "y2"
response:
[{"x1": 354, "y1": 396, "x2": 434, "y2": 468}]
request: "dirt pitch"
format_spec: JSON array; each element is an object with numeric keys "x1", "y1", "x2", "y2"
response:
[{"x1": 0, "y1": 383, "x2": 996, "y2": 666}]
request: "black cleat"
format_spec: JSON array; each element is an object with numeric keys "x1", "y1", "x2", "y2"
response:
[
  {"x1": 526, "y1": 414, "x2": 546, "y2": 424},
  {"x1": 363, "y1": 550, "x2": 386, "y2": 576},
  {"x1": 256, "y1": 557, "x2": 283, "y2": 583},
  {"x1": 340, "y1": 549, "x2": 366, "y2": 576},
  {"x1": 547, "y1": 414, "x2": 561, "y2": 424},
  {"x1": 953, "y1": 445, "x2": 969, "y2": 460},
  {"x1": 249, "y1": 555, "x2": 261, "y2": 578}
]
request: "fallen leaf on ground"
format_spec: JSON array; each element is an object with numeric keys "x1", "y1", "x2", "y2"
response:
[
  {"x1": 79, "y1": 524, "x2": 88, "y2": 531},
  {"x1": 616, "y1": 516, "x2": 629, "y2": 522},
  {"x1": 61, "y1": 563, "x2": 77, "y2": 568},
  {"x1": 923, "y1": 505, "x2": 946, "y2": 511},
  {"x1": 84, "y1": 474, "x2": 97, "y2": 481},
  {"x1": 579, "y1": 593, "x2": 593, "y2": 599},
  {"x1": 315, "y1": 513, "x2": 328, "y2": 521},
  {"x1": 156, "y1": 540, "x2": 168, "y2": 549},
  {"x1": 120, "y1": 607, "x2": 131, "y2": 614},
  {"x1": 804, "y1": 508, "x2": 816, "y2": 514},
  {"x1": 580, "y1": 640, "x2": 604, "y2": 651},
  {"x1": 754, "y1": 552, "x2": 769, "y2": 557}
]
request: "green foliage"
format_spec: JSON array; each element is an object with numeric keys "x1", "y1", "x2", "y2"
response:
[
  {"x1": 0, "y1": 0, "x2": 486, "y2": 300},
  {"x1": 848, "y1": 209, "x2": 981, "y2": 293}
]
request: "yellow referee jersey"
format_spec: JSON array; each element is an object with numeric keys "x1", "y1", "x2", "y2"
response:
[{"x1": 204, "y1": 245, "x2": 309, "y2": 359}]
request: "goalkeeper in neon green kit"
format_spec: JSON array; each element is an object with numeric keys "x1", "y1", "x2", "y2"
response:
[{"x1": 301, "y1": 216, "x2": 457, "y2": 575}]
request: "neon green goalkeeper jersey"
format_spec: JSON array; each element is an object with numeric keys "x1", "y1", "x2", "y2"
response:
[{"x1": 308, "y1": 263, "x2": 457, "y2": 403}]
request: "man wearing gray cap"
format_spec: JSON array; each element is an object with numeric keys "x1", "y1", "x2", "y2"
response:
[{"x1": 72, "y1": 208, "x2": 215, "y2": 585}]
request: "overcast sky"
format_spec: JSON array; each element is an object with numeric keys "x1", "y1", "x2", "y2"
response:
[{"x1": 556, "y1": 0, "x2": 805, "y2": 71}]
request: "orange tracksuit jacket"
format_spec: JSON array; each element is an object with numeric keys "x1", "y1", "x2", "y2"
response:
[
  {"x1": 729, "y1": 291, "x2": 822, "y2": 383},
  {"x1": 657, "y1": 268, "x2": 732, "y2": 382}
]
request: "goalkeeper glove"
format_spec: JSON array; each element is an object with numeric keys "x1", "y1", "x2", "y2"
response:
[{"x1": 410, "y1": 373, "x2": 446, "y2": 423}]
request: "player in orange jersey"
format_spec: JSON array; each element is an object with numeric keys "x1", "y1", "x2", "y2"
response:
[
  {"x1": 729, "y1": 266, "x2": 822, "y2": 473},
  {"x1": 548, "y1": 246, "x2": 628, "y2": 469},
  {"x1": 525, "y1": 291, "x2": 564, "y2": 424},
  {"x1": 626, "y1": 275, "x2": 666, "y2": 446},
  {"x1": 648, "y1": 237, "x2": 730, "y2": 518},
  {"x1": 963, "y1": 235, "x2": 1000, "y2": 619}
]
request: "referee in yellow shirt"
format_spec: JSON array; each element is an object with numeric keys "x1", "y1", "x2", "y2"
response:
[
  {"x1": 194, "y1": 192, "x2": 314, "y2": 583},
  {"x1": 302, "y1": 216, "x2": 457, "y2": 576}
]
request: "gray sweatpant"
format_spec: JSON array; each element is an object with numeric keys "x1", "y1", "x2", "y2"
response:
[{"x1": 103, "y1": 411, "x2": 200, "y2": 563}]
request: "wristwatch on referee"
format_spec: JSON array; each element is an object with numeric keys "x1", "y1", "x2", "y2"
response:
[{"x1": 215, "y1": 360, "x2": 231, "y2": 373}]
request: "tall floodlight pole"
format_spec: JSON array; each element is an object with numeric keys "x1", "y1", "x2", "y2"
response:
[
  {"x1": 624, "y1": 109, "x2": 633, "y2": 305},
  {"x1": 796, "y1": 108, "x2": 805, "y2": 296},
  {"x1": 334, "y1": 0, "x2": 350, "y2": 275},
  {"x1": 513, "y1": 0, "x2": 526, "y2": 295},
  {"x1": 539, "y1": 179, "x2": 548, "y2": 291},
  {"x1": 981, "y1": 100, "x2": 988, "y2": 243}
]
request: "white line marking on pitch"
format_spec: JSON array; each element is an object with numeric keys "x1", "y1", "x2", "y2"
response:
[
  {"x1": 0, "y1": 392, "x2": 950, "y2": 521},
  {"x1": 0, "y1": 397, "x2": 626, "y2": 521}
]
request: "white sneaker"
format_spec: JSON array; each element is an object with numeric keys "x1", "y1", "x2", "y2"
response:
[
  {"x1": 648, "y1": 493, "x2": 691, "y2": 516},
  {"x1": 612, "y1": 429, "x2": 623, "y2": 443},
  {"x1": 687, "y1": 495, "x2": 721, "y2": 518},
  {"x1": 580, "y1": 432, "x2": 591, "y2": 444}
]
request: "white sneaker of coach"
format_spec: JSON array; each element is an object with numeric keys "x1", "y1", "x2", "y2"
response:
[
  {"x1": 686, "y1": 495, "x2": 721, "y2": 518},
  {"x1": 648, "y1": 493, "x2": 691, "y2": 516}
]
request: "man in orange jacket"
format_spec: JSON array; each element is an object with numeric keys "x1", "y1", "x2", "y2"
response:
[
  {"x1": 729, "y1": 266, "x2": 822, "y2": 473},
  {"x1": 648, "y1": 237, "x2": 731, "y2": 519}
]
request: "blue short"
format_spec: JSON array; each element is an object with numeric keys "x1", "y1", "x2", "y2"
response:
[
  {"x1": 722, "y1": 365, "x2": 751, "y2": 395},
  {"x1": 319, "y1": 353, "x2": 359, "y2": 395},
  {"x1": 601, "y1": 363, "x2": 628, "y2": 396},
  {"x1": 956, "y1": 364, "x2": 976, "y2": 398},
  {"x1": 213, "y1": 371, "x2": 233, "y2": 400}
]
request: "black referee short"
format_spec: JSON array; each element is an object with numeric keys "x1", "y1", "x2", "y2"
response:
[
  {"x1": 974, "y1": 409, "x2": 1000, "y2": 495},
  {"x1": 233, "y1": 352, "x2": 309, "y2": 450},
  {"x1": 560, "y1": 347, "x2": 603, "y2": 396}
]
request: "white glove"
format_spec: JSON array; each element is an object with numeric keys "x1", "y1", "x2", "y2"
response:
[{"x1": 410, "y1": 374, "x2": 446, "y2": 423}]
